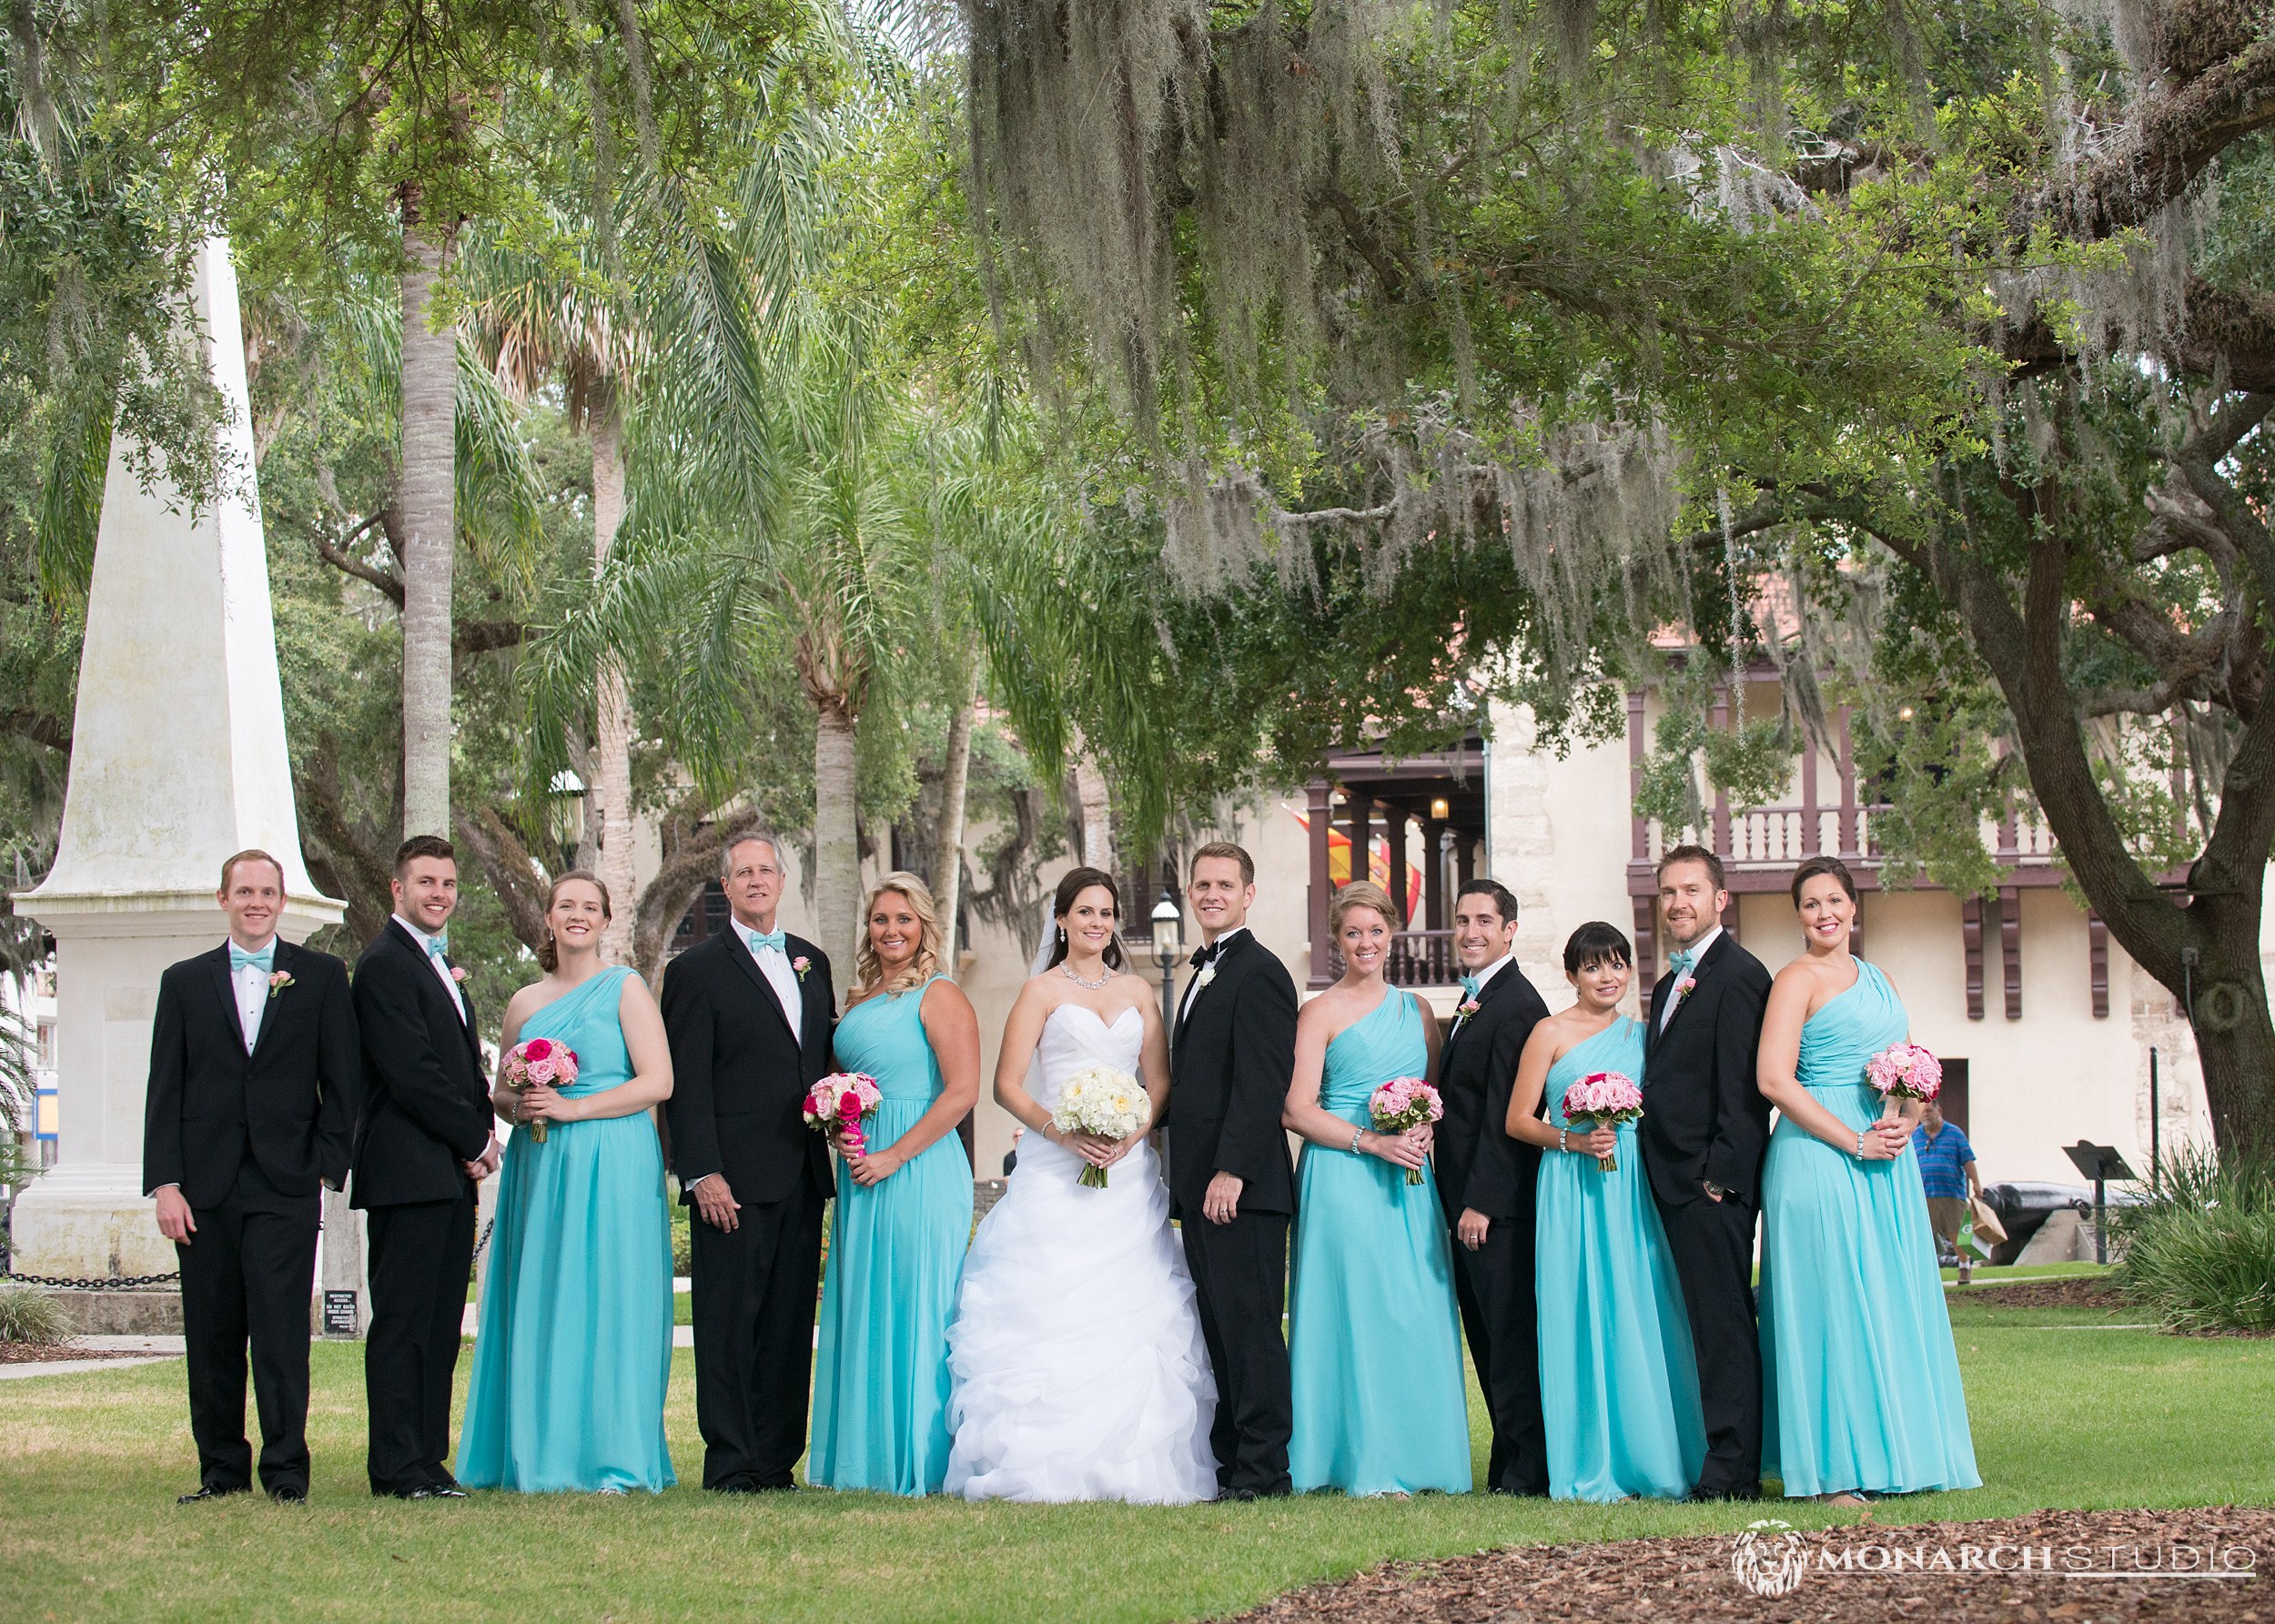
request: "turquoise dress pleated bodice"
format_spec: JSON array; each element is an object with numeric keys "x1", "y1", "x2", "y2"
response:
[
  {"x1": 459, "y1": 965, "x2": 674, "y2": 1493},
  {"x1": 1758, "y1": 960, "x2": 1979, "y2": 1498},
  {"x1": 1288, "y1": 989, "x2": 1471, "y2": 1496},
  {"x1": 1534, "y1": 1017, "x2": 1705, "y2": 1501},
  {"x1": 809, "y1": 974, "x2": 974, "y2": 1494}
]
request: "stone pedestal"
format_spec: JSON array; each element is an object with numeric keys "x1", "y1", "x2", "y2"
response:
[{"x1": 9, "y1": 238, "x2": 344, "y2": 1281}]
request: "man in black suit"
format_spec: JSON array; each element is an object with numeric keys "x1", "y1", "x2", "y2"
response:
[
  {"x1": 146, "y1": 849, "x2": 359, "y2": 1504},
  {"x1": 1638, "y1": 844, "x2": 1774, "y2": 1500},
  {"x1": 1166, "y1": 841, "x2": 1298, "y2": 1501},
  {"x1": 350, "y1": 834, "x2": 500, "y2": 1499},
  {"x1": 661, "y1": 833, "x2": 835, "y2": 1492},
  {"x1": 1433, "y1": 878, "x2": 1552, "y2": 1496}
]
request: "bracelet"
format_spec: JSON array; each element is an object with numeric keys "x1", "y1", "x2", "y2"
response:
[
  {"x1": 1350, "y1": 1128, "x2": 1364, "y2": 1155},
  {"x1": 1560, "y1": 1127, "x2": 1570, "y2": 1154},
  {"x1": 1854, "y1": 1129, "x2": 1866, "y2": 1160}
]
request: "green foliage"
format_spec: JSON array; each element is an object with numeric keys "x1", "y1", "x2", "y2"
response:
[
  {"x1": 2113, "y1": 1147, "x2": 2275, "y2": 1336},
  {"x1": 0, "y1": 1281, "x2": 64, "y2": 1344}
]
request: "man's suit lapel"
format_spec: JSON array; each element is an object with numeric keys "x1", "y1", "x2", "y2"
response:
[
  {"x1": 1176, "y1": 929, "x2": 1250, "y2": 1050},
  {"x1": 723, "y1": 929, "x2": 798, "y2": 1040},
  {"x1": 387, "y1": 917, "x2": 479, "y2": 1054},
  {"x1": 246, "y1": 940, "x2": 294, "y2": 1064},
  {"x1": 1651, "y1": 932, "x2": 1728, "y2": 1053},
  {"x1": 205, "y1": 945, "x2": 242, "y2": 1053},
  {"x1": 1445, "y1": 959, "x2": 1520, "y2": 1064}
]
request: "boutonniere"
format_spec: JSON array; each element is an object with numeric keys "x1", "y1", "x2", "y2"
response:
[
  {"x1": 793, "y1": 955, "x2": 812, "y2": 982},
  {"x1": 450, "y1": 965, "x2": 470, "y2": 984},
  {"x1": 1667, "y1": 972, "x2": 1698, "y2": 1012},
  {"x1": 1194, "y1": 963, "x2": 1218, "y2": 992},
  {"x1": 266, "y1": 971, "x2": 295, "y2": 1000},
  {"x1": 1455, "y1": 996, "x2": 1481, "y2": 1020}
]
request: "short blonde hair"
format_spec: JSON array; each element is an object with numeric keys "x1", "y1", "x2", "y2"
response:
[
  {"x1": 1330, "y1": 880, "x2": 1402, "y2": 936},
  {"x1": 853, "y1": 872, "x2": 944, "y2": 998}
]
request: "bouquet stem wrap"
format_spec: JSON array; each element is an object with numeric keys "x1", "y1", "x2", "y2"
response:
[
  {"x1": 1559, "y1": 1070, "x2": 1643, "y2": 1173},
  {"x1": 1050, "y1": 1065, "x2": 1151, "y2": 1188},
  {"x1": 1367, "y1": 1076, "x2": 1443, "y2": 1185}
]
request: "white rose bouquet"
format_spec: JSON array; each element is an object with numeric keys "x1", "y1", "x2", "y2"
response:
[{"x1": 1050, "y1": 1064, "x2": 1152, "y2": 1188}]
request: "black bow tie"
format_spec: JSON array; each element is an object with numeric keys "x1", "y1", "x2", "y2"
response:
[{"x1": 1190, "y1": 943, "x2": 1219, "y2": 969}]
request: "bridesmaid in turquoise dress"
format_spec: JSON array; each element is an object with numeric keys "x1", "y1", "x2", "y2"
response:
[
  {"x1": 809, "y1": 873, "x2": 981, "y2": 1494},
  {"x1": 1285, "y1": 883, "x2": 1471, "y2": 1496},
  {"x1": 1756, "y1": 856, "x2": 1979, "y2": 1503},
  {"x1": 460, "y1": 873, "x2": 676, "y2": 1493},
  {"x1": 1505, "y1": 922, "x2": 1704, "y2": 1501}
]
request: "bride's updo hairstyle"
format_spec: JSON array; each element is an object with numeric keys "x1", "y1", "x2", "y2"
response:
[
  {"x1": 1046, "y1": 865, "x2": 1129, "y2": 973},
  {"x1": 853, "y1": 871, "x2": 944, "y2": 999},
  {"x1": 538, "y1": 870, "x2": 612, "y2": 973}
]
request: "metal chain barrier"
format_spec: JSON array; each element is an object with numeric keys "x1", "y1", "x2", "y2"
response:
[{"x1": 1, "y1": 1266, "x2": 181, "y2": 1289}]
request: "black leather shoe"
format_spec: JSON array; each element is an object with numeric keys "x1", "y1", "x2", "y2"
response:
[
  {"x1": 177, "y1": 1485, "x2": 249, "y2": 1504},
  {"x1": 1689, "y1": 1483, "x2": 1762, "y2": 1503},
  {"x1": 268, "y1": 1485, "x2": 308, "y2": 1504},
  {"x1": 753, "y1": 1480, "x2": 802, "y2": 1494},
  {"x1": 399, "y1": 1484, "x2": 468, "y2": 1500}
]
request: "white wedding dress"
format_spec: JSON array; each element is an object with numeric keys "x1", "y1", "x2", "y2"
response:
[{"x1": 944, "y1": 1004, "x2": 1218, "y2": 1503}]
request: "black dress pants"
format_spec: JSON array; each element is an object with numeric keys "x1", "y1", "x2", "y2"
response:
[
  {"x1": 1450, "y1": 1215, "x2": 1550, "y2": 1495},
  {"x1": 1655, "y1": 1190, "x2": 1764, "y2": 1496},
  {"x1": 1179, "y1": 1210, "x2": 1293, "y2": 1497},
  {"x1": 176, "y1": 1157, "x2": 319, "y2": 1495},
  {"x1": 689, "y1": 1183, "x2": 825, "y2": 1490},
  {"x1": 364, "y1": 1192, "x2": 477, "y2": 1495}
]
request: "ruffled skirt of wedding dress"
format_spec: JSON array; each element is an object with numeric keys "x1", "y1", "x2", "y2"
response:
[{"x1": 944, "y1": 1136, "x2": 1218, "y2": 1503}]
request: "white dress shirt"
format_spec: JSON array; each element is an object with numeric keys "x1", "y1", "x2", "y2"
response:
[
  {"x1": 1659, "y1": 924, "x2": 1722, "y2": 1032},
  {"x1": 1178, "y1": 925, "x2": 1249, "y2": 1027},
  {"x1": 740, "y1": 925, "x2": 803, "y2": 1043},
  {"x1": 229, "y1": 944, "x2": 271, "y2": 1054},
  {"x1": 395, "y1": 914, "x2": 468, "y2": 1024}
]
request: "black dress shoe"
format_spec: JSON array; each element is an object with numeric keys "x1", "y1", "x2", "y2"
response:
[
  {"x1": 1225, "y1": 1488, "x2": 1259, "y2": 1502},
  {"x1": 268, "y1": 1485, "x2": 308, "y2": 1504},
  {"x1": 399, "y1": 1484, "x2": 468, "y2": 1500},
  {"x1": 753, "y1": 1480, "x2": 802, "y2": 1494},
  {"x1": 1689, "y1": 1483, "x2": 1761, "y2": 1503},
  {"x1": 177, "y1": 1485, "x2": 250, "y2": 1505}
]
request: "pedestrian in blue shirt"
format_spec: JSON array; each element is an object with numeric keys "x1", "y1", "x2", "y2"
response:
[{"x1": 1912, "y1": 1100, "x2": 1982, "y2": 1283}]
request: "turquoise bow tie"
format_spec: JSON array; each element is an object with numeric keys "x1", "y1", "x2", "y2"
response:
[
  {"x1": 1669, "y1": 948, "x2": 1697, "y2": 978},
  {"x1": 229, "y1": 942, "x2": 276, "y2": 974},
  {"x1": 424, "y1": 933, "x2": 450, "y2": 960},
  {"x1": 742, "y1": 926, "x2": 786, "y2": 955},
  {"x1": 1460, "y1": 974, "x2": 1481, "y2": 1003}
]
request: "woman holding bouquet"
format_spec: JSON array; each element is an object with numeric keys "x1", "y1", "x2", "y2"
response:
[
  {"x1": 809, "y1": 873, "x2": 980, "y2": 1495},
  {"x1": 460, "y1": 873, "x2": 676, "y2": 1493},
  {"x1": 1506, "y1": 923, "x2": 1704, "y2": 1501},
  {"x1": 1283, "y1": 883, "x2": 1470, "y2": 1496},
  {"x1": 1756, "y1": 856, "x2": 1977, "y2": 1502}
]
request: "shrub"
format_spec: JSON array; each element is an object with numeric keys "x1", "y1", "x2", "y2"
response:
[
  {"x1": 2111, "y1": 1146, "x2": 2275, "y2": 1334},
  {"x1": 670, "y1": 1203, "x2": 693, "y2": 1276},
  {"x1": 0, "y1": 1281, "x2": 65, "y2": 1345}
]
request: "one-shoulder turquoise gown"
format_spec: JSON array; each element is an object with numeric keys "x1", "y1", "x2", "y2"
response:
[
  {"x1": 809, "y1": 975, "x2": 974, "y2": 1494},
  {"x1": 1288, "y1": 990, "x2": 1471, "y2": 1496},
  {"x1": 1759, "y1": 960, "x2": 1979, "y2": 1498},
  {"x1": 459, "y1": 965, "x2": 674, "y2": 1492},
  {"x1": 1535, "y1": 1017, "x2": 1705, "y2": 1501}
]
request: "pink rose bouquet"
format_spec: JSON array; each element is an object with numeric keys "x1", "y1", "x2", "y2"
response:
[
  {"x1": 1866, "y1": 1042, "x2": 1942, "y2": 1107},
  {"x1": 804, "y1": 1071, "x2": 884, "y2": 1157},
  {"x1": 1367, "y1": 1075, "x2": 1443, "y2": 1185},
  {"x1": 501, "y1": 1036, "x2": 580, "y2": 1144},
  {"x1": 1560, "y1": 1071, "x2": 1643, "y2": 1172}
]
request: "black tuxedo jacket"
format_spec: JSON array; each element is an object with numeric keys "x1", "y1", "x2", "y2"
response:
[
  {"x1": 1166, "y1": 930, "x2": 1298, "y2": 1220},
  {"x1": 349, "y1": 919, "x2": 495, "y2": 1209},
  {"x1": 1432, "y1": 959, "x2": 1550, "y2": 1224},
  {"x1": 660, "y1": 930, "x2": 835, "y2": 1206},
  {"x1": 144, "y1": 940, "x2": 360, "y2": 1209},
  {"x1": 1639, "y1": 930, "x2": 1774, "y2": 1209}
]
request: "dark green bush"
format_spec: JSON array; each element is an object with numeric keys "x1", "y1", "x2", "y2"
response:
[{"x1": 2112, "y1": 1146, "x2": 2275, "y2": 1334}]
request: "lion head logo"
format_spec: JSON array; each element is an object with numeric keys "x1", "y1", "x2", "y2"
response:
[{"x1": 1731, "y1": 1519, "x2": 1809, "y2": 1597}]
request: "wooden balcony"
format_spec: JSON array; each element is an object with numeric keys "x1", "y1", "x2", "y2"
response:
[{"x1": 1319, "y1": 929, "x2": 1460, "y2": 988}]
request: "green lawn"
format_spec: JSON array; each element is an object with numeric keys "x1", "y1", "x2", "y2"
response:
[{"x1": 6, "y1": 1302, "x2": 2271, "y2": 1624}]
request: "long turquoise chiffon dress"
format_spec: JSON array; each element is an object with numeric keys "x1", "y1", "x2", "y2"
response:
[
  {"x1": 809, "y1": 973, "x2": 975, "y2": 1494},
  {"x1": 1288, "y1": 989, "x2": 1472, "y2": 1496},
  {"x1": 1534, "y1": 1016, "x2": 1705, "y2": 1501},
  {"x1": 459, "y1": 964, "x2": 674, "y2": 1492},
  {"x1": 1758, "y1": 959, "x2": 1979, "y2": 1498}
]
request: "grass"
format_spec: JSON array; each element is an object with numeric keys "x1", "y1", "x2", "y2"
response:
[{"x1": 5, "y1": 1302, "x2": 2272, "y2": 1624}]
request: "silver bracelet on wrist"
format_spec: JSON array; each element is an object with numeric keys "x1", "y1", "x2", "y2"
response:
[
  {"x1": 1350, "y1": 1128, "x2": 1364, "y2": 1155},
  {"x1": 1854, "y1": 1128, "x2": 1866, "y2": 1159},
  {"x1": 1559, "y1": 1127, "x2": 1570, "y2": 1154}
]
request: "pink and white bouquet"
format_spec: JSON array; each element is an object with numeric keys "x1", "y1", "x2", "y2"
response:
[
  {"x1": 1368, "y1": 1076, "x2": 1443, "y2": 1185},
  {"x1": 501, "y1": 1037, "x2": 580, "y2": 1144},
  {"x1": 804, "y1": 1071, "x2": 884, "y2": 1157},
  {"x1": 1866, "y1": 1042, "x2": 1942, "y2": 1108},
  {"x1": 1051, "y1": 1065, "x2": 1152, "y2": 1188},
  {"x1": 1560, "y1": 1071, "x2": 1643, "y2": 1172}
]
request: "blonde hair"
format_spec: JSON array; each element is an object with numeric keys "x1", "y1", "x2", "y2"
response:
[
  {"x1": 853, "y1": 872, "x2": 943, "y2": 998},
  {"x1": 1330, "y1": 880, "x2": 1403, "y2": 936}
]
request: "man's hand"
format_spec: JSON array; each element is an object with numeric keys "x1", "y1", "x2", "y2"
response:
[
  {"x1": 692, "y1": 1174, "x2": 741, "y2": 1233},
  {"x1": 1456, "y1": 1207, "x2": 1491, "y2": 1250},
  {"x1": 154, "y1": 1185, "x2": 196, "y2": 1245},
  {"x1": 1202, "y1": 1171, "x2": 1244, "y2": 1226},
  {"x1": 461, "y1": 1136, "x2": 503, "y2": 1181},
  {"x1": 1702, "y1": 1180, "x2": 1725, "y2": 1204}
]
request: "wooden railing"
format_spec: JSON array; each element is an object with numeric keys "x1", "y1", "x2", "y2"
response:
[{"x1": 1321, "y1": 929, "x2": 1461, "y2": 987}]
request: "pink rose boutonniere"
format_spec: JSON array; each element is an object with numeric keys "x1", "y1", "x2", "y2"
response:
[
  {"x1": 793, "y1": 955, "x2": 812, "y2": 982},
  {"x1": 1455, "y1": 996, "x2": 1481, "y2": 1020},
  {"x1": 266, "y1": 970, "x2": 295, "y2": 1000},
  {"x1": 1666, "y1": 971, "x2": 1697, "y2": 1013},
  {"x1": 450, "y1": 965, "x2": 470, "y2": 984}
]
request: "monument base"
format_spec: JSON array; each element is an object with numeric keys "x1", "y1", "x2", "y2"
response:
[{"x1": 8, "y1": 1161, "x2": 174, "y2": 1279}]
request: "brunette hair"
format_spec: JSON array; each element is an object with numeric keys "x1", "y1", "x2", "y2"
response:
[
  {"x1": 1455, "y1": 878, "x2": 1520, "y2": 926},
  {"x1": 1046, "y1": 866, "x2": 1128, "y2": 973},
  {"x1": 1330, "y1": 880, "x2": 1403, "y2": 936},
  {"x1": 1656, "y1": 842, "x2": 1726, "y2": 892},
  {"x1": 854, "y1": 872, "x2": 944, "y2": 998},
  {"x1": 394, "y1": 833, "x2": 456, "y2": 878},
  {"x1": 1789, "y1": 853, "x2": 1858, "y2": 906},
  {"x1": 1562, "y1": 921, "x2": 1633, "y2": 973},
  {"x1": 538, "y1": 870, "x2": 612, "y2": 973},
  {"x1": 218, "y1": 849, "x2": 285, "y2": 894},
  {"x1": 1189, "y1": 841, "x2": 1256, "y2": 887}
]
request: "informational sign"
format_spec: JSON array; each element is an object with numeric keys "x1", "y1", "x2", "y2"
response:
[{"x1": 322, "y1": 1289, "x2": 359, "y2": 1337}]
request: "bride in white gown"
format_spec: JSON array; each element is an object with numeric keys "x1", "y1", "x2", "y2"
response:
[{"x1": 945, "y1": 868, "x2": 1218, "y2": 1504}]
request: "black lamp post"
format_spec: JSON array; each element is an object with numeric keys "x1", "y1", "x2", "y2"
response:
[{"x1": 1149, "y1": 888, "x2": 1184, "y2": 1031}]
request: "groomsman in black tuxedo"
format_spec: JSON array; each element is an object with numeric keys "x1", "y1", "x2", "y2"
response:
[
  {"x1": 1433, "y1": 878, "x2": 1552, "y2": 1496},
  {"x1": 350, "y1": 834, "x2": 500, "y2": 1499},
  {"x1": 1167, "y1": 841, "x2": 1298, "y2": 1501},
  {"x1": 1638, "y1": 844, "x2": 1774, "y2": 1500},
  {"x1": 661, "y1": 833, "x2": 835, "y2": 1492},
  {"x1": 146, "y1": 850, "x2": 359, "y2": 1504}
]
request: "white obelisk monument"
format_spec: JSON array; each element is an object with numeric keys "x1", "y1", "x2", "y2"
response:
[{"x1": 10, "y1": 237, "x2": 344, "y2": 1280}]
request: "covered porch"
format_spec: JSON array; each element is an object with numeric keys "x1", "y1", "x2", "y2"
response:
[{"x1": 1304, "y1": 738, "x2": 1491, "y2": 989}]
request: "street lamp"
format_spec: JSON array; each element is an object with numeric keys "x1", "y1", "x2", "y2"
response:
[{"x1": 1149, "y1": 888, "x2": 1184, "y2": 1031}]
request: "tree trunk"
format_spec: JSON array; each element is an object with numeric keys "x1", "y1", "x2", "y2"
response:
[
  {"x1": 1072, "y1": 738, "x2": 1113, "y2": 868},
  {"x1": 591, "y1": 399, "x2": 637, "y2": 962},
  {"x1": 398, "y1": 226, "x2": 457, "y2": 839},
  {"x1": 813, "y1": 698, "x2": 861, "y2": 966},
  {"x1": 935, "y1": 672, "x2": 978, "y2": 968},
  {"x1": 2180, "y1": 907, "x2": 2275, "y2": 1162}
]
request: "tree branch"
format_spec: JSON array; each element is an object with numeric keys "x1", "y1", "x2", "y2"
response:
[
  {"x1": 451, "y1": 803, "x2": 554, "y2": 954},
  {"x1": 309, "y1": 514, "x2": 405, "y2": 606},
  {"x1": 633, "y1": 809, "x2": 762, "y2": 981},
  {"x1": 0, "y1": 707, "x2": 70, "y2": 752}
]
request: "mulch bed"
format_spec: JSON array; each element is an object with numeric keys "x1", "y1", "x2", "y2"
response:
[
  {"x1": 0, "y1": 1339, "x2": 116, "y2": 1364},
  {"x1": 1230, "y1": 1507, "x2": 2273, "y2": 1622},
  {"x1": 1956, "y1": 1278, "x2": 2133, "y2": 1311}
]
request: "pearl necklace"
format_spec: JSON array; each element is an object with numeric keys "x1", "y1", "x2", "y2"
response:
[{"x1": 1057, "y1": 962, "x2": 1114, "y2": 990}]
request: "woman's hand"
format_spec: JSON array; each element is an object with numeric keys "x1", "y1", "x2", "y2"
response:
[
  {"x1": 1048, "y1": 1127, "x2": 1120, "y2": 1167},
  {"x1": 517, "y1": 1084, "x2": 577, "y2": 1124},
  {"x1": 1098, "y1": 1132, "x2": 1144, "y2": 1167},
  {"x1": 1364, "y1": 1130, "x2": 1427, "y2": 1171},
  {"x1": 1868, "y1": 1118, "x2": 1911, "y2": 1158},
  {"x1": 1579, "y1": 1124, "x2": 1617, "y2": 1159},
  {"x1": 846, "y1": 1145, "x2": 907, "y2": 1186},
  {"x1": 1410, "y1": 1124, "x2": 1435, "y2": 1155}
]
